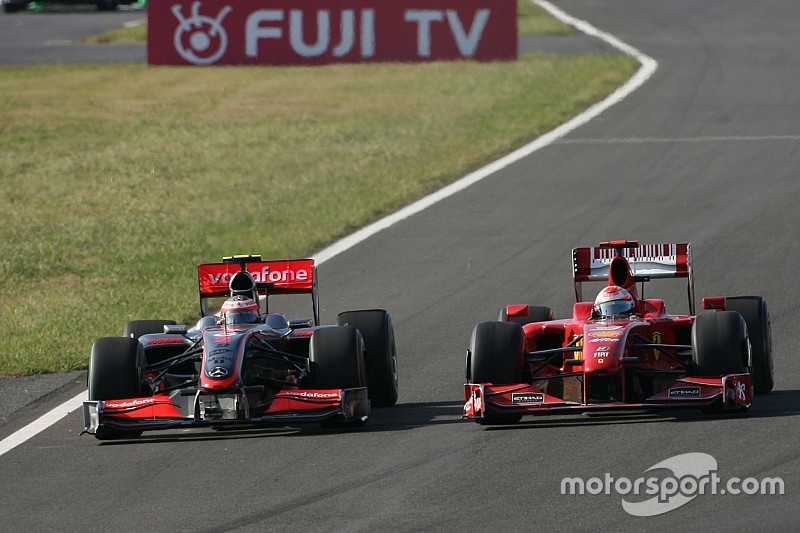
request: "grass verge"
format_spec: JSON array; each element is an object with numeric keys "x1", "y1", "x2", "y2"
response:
[{"x1": 2, "y1": 14, "x2": 635, "y2": 377}]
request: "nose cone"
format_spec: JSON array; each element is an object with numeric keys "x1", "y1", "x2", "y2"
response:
[{"x1": 581, "y1": 325, "x2": 624, "y2": 372}]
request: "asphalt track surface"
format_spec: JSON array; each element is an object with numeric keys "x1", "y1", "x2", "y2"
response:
[{"x1": 2, "y1": 1, "x2": 800, "y2": 530}]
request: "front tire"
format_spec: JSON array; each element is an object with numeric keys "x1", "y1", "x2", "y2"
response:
[
  {"x1": 468, "y1": 321, "x2": 524, "y2": 425},
  {"x1": 310, "y1": 326, "x2": 367, "y2": 428},
  {"x1": 337, "y1": 310, "x2": 398, "y2": 407},
  {"x1": 692, "y1": 312, "x2": 749, "y2": 375},
  {"x1": 726, "y1": 296, "x2": 773, "y2": 394},
  {"x1": 88, "y1": 337, "x2": 148, "y2": 440}
]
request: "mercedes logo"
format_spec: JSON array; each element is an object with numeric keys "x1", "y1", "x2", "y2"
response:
[{"x1": 208, "y1": 366, "x2": 229, "y2": 378}]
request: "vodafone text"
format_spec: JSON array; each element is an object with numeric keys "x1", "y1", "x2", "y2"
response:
[{"x1": 207, "y1": 266, "x2": 309, "y2": 285}]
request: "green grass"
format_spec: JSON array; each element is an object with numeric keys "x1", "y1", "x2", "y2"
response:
[
  {"x1": 518, "y1": 0, "x2": 575, "y2": 35},
  {"x1": 0, "y1": 9, "x2": 636, "y2": 377}
]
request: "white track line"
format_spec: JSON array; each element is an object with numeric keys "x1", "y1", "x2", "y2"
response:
[
  {"x1": 0, "y1": 390, "x2": 86, "y2": 457},
  {"x1": 0, "y1": 0, "x2": 656, "y2": 458},
  {"x1": 313, "y1": 0, "x2": 657, "y2": 264}
]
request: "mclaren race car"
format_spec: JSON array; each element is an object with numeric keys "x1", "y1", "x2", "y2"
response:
[
  {"x1": 83, "y1": 255, "x2": 398, "y2": 439},
  {"x1": 463, "y1": 240, "x2": 774, "y2": 425}
]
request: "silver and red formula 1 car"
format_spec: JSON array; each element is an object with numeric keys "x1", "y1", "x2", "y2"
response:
[
  {"x1": 83, "y1": 255, "x2": 398, "y2": 439},
  {"x1": 463, "y1": 240, "x2": 774, "y2": 425}
]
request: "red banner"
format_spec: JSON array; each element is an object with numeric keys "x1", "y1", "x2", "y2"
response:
[{"x1": 148, "y1": 0, "x2": 517, "y2": 66}]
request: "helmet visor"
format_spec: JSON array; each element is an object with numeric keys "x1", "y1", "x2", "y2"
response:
[
  {"x1": 596, "y1": 299, "x2": 634, "y2": 317},
  {"x1": 225, "y1": 310, "x2": 260, "y2": 325}
]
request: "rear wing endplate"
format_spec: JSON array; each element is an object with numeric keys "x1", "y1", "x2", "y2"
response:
[
  {"x1": 572, "y1": 242, "x2": 694, "y2": 314},
  {"x1": 197, "y1": 257, "x2": 319, "y2": 324}
]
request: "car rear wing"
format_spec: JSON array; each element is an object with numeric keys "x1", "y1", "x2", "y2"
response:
[
  {"x1": 197, "y1": 256, "x2": 320, "y2": 324},
  {"x1": 572, "y1": 241, "x2": 694, "y2": 314}
]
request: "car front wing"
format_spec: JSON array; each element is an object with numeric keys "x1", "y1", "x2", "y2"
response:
[
  {"x1": 83, "y1": 387, "x2": 369, "y2": 435},
  {"x1": 463, "y1": 374, "x2": 752, "y2": 420}
]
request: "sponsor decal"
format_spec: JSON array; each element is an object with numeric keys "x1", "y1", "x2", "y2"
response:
[
  {"x1": 207, "y1": 366, "x2": 229, "y2": 378},
  {"x1": 570, "y1": 334, "x2": 583, "y2": 360},
  {"x1": 592, "y1": 325, "x2": 623, "y2": 331},
  {"x1": 208, "y1": 348, "x2": 232, "y2": 356},
  {"x1": 512, "y1": 392, "x2": 544, "y2": 404},
  {"x1": 725, "y1": 379, "x2": 747, "y2": 403},
  {"x1": 588, "y1": 337, "x2": 620, "y2": 343},
  {"x1": 206, "y1": 265, "x2": 310, "y2": 286},
  {"x1": 590, "y1": 330, "x2": 623, "y2": 338},
  {"x1": 668, "y1": 387, "x2": 701, "y2": 399},
  {"x1": 281, "y1": 391, "x2": 339, "y2": 399},
  {"x1": 652, "y1": 332, "x2": 661, "y2": 360},
  {"x1": 593, "y1": 346, "x2": 611, "y2": 358},
  {"x1": 149, "y1": 0, "x2": 516, "y2": 66},
  {"x1": 104, "y1": 398, "x2": 156, "y2": 409},
  {"x1": 473, "y1": 391, "x2": 483, "y2": 412},
  {"x1": 146, "y1": 337, "x2": 186, "y2": 345}
]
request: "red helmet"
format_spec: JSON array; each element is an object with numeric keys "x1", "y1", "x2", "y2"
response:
[
  {"x1": 593, "y1": 286, "x2": 635, "y2": 317},
  {"x1": 220, "y1": 295, "x2": 260, "y2": 325}
]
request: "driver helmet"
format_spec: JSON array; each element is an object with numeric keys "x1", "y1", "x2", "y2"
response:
[
  {"x1": 593, "y1": 285, "x2": 636, "y2": 317},
  {"x1": 220, "y1": 295, "x2": 260, "y2": 325}
]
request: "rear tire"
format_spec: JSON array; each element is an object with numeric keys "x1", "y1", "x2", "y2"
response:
[
  {"x1": 123, "y1": 319, "x2": 176, "y2": 340},
  {"x1": 726, "y1": 296, "x2": 773, "y2": 394},
  {"x1": 88, "y1": 337, "x2": 147, "y2": 440},
  {"x1": 469, "y1": 321, "x2": 524, "y2": 425},
  {"x1": 337, "y1": 310, "x2": 398, "y2": 407}
]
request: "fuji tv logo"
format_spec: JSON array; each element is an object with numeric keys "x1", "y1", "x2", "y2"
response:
[
  {"x1": 169, "y1": 1, "x2": 495, "y2": 66},
  {"x1": 172, "y1": 2, "x2": 232, "y2": 65}
]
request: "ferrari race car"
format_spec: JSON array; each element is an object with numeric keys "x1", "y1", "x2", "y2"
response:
[
  {"x1": 83, "y1": 255, "x2": 398, "y2": 439},
  {"x1": 464, "y1": 240, "x2": 774, "y2": 425}
]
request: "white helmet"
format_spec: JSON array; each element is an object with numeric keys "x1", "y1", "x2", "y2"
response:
[{"x1": 593, "y1": 286, "x2": 635, "y2": 317}]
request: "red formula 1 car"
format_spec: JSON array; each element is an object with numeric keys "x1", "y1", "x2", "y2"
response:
[
  {"x1": 83, "y1": 255, "x2": 398, "y2": 440},
  {"x1": 463, "y1": 240, "x2": 774, "y2": 425}
]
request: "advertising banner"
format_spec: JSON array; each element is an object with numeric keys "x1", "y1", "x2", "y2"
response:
[{"x1": 148, "y1": 0, "x2": 517, "y2": 66}]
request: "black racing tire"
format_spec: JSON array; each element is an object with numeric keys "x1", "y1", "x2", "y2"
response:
[
  {"x1": 310, "y1": 326, "x2": 367, "y2": 428},
  {"x1": 310, "y1": 326, "x2": 366, "y2": 390},
  {"x1": 337, "y1": 309, "x2": 398, "y2": 407},
  {"x1": 692, "y1": 312, "x2": 749, "y2": 376},
  {"x1": 96, "y1": 0, "x2": 118, "y2": 10},
  {"x1": 469, "y1": 321, "x2": 524, "y2": 425},
  {"x1": 88, "y1": 337, "x2": 148, "y2": 440},
  {"x1": 726, "y1": 296, "x2": 773, "y2": 394},
  {"x1": 3, "y1": 3, "x2": 25, "y2": 12},
  {"x1": 123, "y1": 319, "x2": 176, "y2": 340},
  {"x1": 498, "y1": 305, "x2": 552, "y2": 326}
]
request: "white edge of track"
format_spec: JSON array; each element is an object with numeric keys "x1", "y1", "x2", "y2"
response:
[{"x1": 0, "y1": 0, "x2": 657, "y2": 458}]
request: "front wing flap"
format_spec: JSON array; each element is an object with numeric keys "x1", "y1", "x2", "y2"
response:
[
  {"x1": 83, "y1": 387, "x2": 369, "y2": 435},
  {"x1": 463, "y1": 374, "x2": 752, "y2": 420}
]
